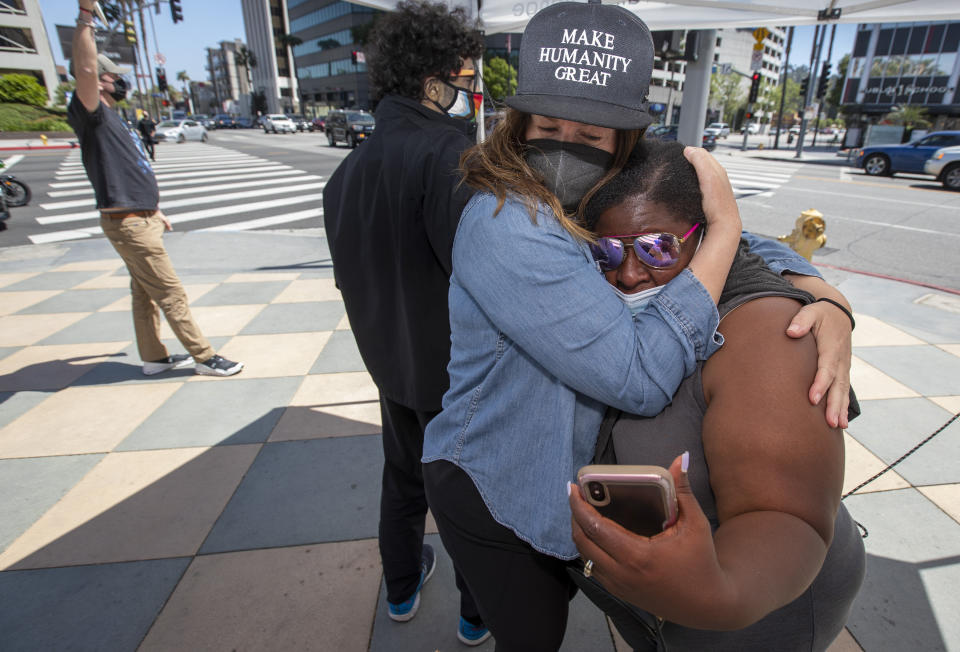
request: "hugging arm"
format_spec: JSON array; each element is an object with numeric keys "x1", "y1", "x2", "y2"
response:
[{"x1": 570, "y1": 297, "x2": 843, "y2": 629}]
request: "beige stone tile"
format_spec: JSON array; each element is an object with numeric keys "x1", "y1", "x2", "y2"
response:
[
  {"x1": 842, "y1": 432, "x2": 910, "y2": 495},
  {"x1": 0, "y1": 312, "x2": 88, "y2": 346},
  {"x1": 290, "y1": 372, "x2": 379, "y2": 405},
  {"x1": 97, "y1": 282, "x2": 217, "y2": 312},
  {"x1": 0, "y1": 341, "x2": 130, "y2": 392},
  {"x1": 929, "y1": 396, "x2": 960, "y2": 413},
  {"x1": 938, "y1": 344, "x2": 960, "y2": 359},
  {"x1": 336, "y1": 313, "x2": 351, "y2": 330},
  {"x1": 918, "y1": 484, "x2": 960, "y2": 526},
  {"x1": 852, "y1": 314, "x2": 924, "y2": 347},
  {"x1": 0, "y1": 272, "x2": 41, "y2": 289},
  {"x1": 0, "y1": 445, "x2": 259, "y2": 570},
  {"x1": 827, "y1": 628, "x2": 864, "y2": 652},
  {"x1": 139, "y1": 540, "x2": 381, "y2": 652},
  {"x1": 159, "y1": 304, "x2": 264, "y2": 339},
  {"x1": 849, "y1": 355, "x2": 921, "y2": 400},
  {"x1": 0, "y1": 382, "x2": 181, "y2": 458},
  {"x1": 0, "y1": 290, "x2": 62, "y2": 316},
  {"x1": 273, "y1": 277, "x2": 342, "y2": 303},
  {"x1": 52, "y1": 259, "x2": 123, "y2": 273},
  {"x1": 225, "y1": 272, "x2": 300, "y2": 283},
  {"x1": 72, "y1": 274, "x2": 130, "y2": 290},
  {"x1": 193, "y1": 331, "x2": 331, "y2": 380}
]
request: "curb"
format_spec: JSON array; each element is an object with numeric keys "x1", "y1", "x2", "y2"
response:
[{"x1": 0, "y1": 144, "x2": 77, "y2": 151}]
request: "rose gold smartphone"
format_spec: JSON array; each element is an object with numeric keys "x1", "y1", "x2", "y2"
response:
[{"x1": 577, "y1": 465, "x2": 678, "y2": 536}]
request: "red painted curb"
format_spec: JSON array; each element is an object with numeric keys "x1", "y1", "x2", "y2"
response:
[
  {"x1": 0, "y1": 145, "x2": 77, "y2": 151},
  {"x1": 815, "y1": 263, "x2": 960, "y2": 296}
]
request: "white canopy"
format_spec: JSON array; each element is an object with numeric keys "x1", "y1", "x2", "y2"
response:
[{"x1": 346, "y1": 0, "x2": 960, "y2": 34}]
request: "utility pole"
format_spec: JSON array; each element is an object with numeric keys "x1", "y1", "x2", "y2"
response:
[
  {"x1": 812, "y1": 24, "x2": 836, "y2": 148},
  {"x1": 796, "y1": 24, "x2": 823, "y2": 159},
  {"x1": 132, "y1": 0, "x2": 160, "y2": 118},
  {"x1": 774, "y1": 26, "x2": 793, "y2": 149}
]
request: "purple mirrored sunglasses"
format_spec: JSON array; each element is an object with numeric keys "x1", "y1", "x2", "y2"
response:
[{"x1": 588, "y1": 223, "x2": 701, "y2": 272}]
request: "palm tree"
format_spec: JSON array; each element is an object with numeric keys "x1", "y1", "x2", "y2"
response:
[
  {"x1": 276, "y1": 33, "x2": 303, "y2": 115},
  {"x1": 235, "y1": 45, "x2": 256, "y2": 89},
  {"x1": 176, "y1": 70, "x2": 192, "y2": 114}
]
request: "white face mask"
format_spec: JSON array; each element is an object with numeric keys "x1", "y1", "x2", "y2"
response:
[{"x1": 611, "y1": 284, "x2": 664, "y2": 315}]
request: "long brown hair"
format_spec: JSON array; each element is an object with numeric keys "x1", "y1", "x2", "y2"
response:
[{"x1": 459, "y1": 109, "x2": 643, "y2": 241}]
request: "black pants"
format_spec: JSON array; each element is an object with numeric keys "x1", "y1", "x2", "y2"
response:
[
  {"x1": 378, "y1": 395, "x2": 479, "y2": 622},
  {"x1": 142, "y1": 138, "x2": 155, "y2": 160},
  {"x1": 424, "y1": 459, "x2": 577, "y2": 652}
]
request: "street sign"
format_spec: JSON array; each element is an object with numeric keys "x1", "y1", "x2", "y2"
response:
[
  {"x1": 154, "y1": 53, "x2": 166, "y2": 65},
  {"x1": 804, "y1": 103, "x2": 819, "y2": 120},
  {"x1": 750, "y1": 50, "x2": 762, "y2": 71},
  {"x1": 718, "y1": 62, "x2": 732, "y2": 74},
  {"x1": 753, "y1": 27, "x2": 770, "y2": 43}
]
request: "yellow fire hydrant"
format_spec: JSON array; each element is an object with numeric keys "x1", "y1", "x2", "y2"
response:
[
  {"x1": 778, "y1": 209, "x2": 826, "y2": 261},
  {"x1": 41, "y1": 134, "x2": 48, "y2": 145}
]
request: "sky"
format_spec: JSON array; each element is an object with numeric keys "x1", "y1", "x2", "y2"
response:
[
  {"x1": 38, "y1": 0, "x2": 856, "y2": 86},
  {"x1": 39, "y1": 0, "x2": 247, "y2": 83}
]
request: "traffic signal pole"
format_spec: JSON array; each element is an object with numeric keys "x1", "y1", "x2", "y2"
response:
[
  {"x1": 796, "y1": 24, "x2": 823, "y2": 159},
  {"x1": 774, "y1": 26, "x2": 793, "y2": 149},
  {"x1": 812, "y1": 24, "x2": 837, "y2": 148}
]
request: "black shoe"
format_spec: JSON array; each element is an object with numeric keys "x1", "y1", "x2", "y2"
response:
[
  {"x1": 142, "y1": 353, "x2": 193, "y2": 376},
  {"x1": 195, "y1": 354, "x2": 244, "y2": 377}
]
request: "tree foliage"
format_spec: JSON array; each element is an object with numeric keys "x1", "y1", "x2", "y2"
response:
[
  {"x1": 709, "y1": 73, "x2": 743, "y2": 123},
  {"x1": 825, "y1": 53, "x2": 849, "y2": 109},
  {"x1": 885, "y1": 105, "x2": 931, "y2": 129},
  {"x1": 483, "y1": 57, "x2": 517, "y2": 101},
  {"x1": 0, "y1": 74, "x2": 48, "y2": 107},
  {"x1": 55, "y1": 80, "x2": 76, "y2": 107}
]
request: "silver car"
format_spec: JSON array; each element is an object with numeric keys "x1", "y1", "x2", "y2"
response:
[
  {"x1": 155, "y1": 119, "x2": 208, "y2": 143},
  {"x1": 923, "y1": 146, "x2": 960, "y2": 191}
]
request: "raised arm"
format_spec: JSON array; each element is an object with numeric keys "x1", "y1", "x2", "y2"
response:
[
  {"x1": 73, "y1": 1, "x2": 101, "y2": 112},
  {"x1": 569, "y1": 296, "x2": 843, "y2": 629}
]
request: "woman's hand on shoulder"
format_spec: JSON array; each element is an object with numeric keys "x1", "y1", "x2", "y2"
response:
[{"x1": 569, "y1": 454, "x2": 734, "y2": 628}]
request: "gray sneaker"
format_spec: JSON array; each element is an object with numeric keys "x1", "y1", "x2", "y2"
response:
[
  {"x1": 195, "y1": 354, "x2": 243, "y2": 377},
  {"x1": 142, "y1": 354, "x2": 193, "y2": 376}
]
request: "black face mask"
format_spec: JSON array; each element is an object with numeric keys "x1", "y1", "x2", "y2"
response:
[
  {"x1": 108, "y1": 76, "x2": 129, "y2": 102},
  {"x1": 524, "y1": 139, "x2": 614, "y2": 211}
]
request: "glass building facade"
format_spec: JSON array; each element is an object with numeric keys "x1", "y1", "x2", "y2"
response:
[{"x1": 842, "y1": 22, "x2": 960, "y2": 129}]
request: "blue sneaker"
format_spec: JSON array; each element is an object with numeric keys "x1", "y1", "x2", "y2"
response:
[
  {"x1": 457, "y1": 617, "x2": 492, "y2": 646},
  {"x1": 387, "y1": 544, "x2": 436, "y2": 622}
]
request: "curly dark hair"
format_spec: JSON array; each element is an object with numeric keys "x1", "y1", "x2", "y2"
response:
[
  {"x1": 367, "y1": 0, "x2": 484, "y2": 101},
  {"x1": 584, "y1": 138, "x2": 706, "y2": 231}
]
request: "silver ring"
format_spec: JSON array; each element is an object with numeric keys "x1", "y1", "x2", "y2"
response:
[{"x1": 583, "y1": 559, "x2": 594, "y2": 578}]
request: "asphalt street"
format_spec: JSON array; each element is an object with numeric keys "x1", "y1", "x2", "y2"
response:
[{"x1": 3, "y1": 129, "x2": 959, "y2": 292}]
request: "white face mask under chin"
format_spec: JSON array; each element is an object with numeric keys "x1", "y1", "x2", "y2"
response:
[{"x1": 611, "y1": 284, "x2": 664, "y2": 315}]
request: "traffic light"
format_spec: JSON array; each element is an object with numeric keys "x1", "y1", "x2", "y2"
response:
[
  {"x1": 123, "y1": 20, "x2": 136, "y2": 44},
  {"x1": 799, "y1": 75, "x2": 810, "y2": 100},
  {"x1": 817, "y1": 61, "x2": 832, "y2": 98},
  {"x1": 351, "y1": 50, "x2": 358, "y2": 65},
  {"x1": 156, "y1": 67, "x2": 167, "y2": 92},
  {"x1": 170, "y1": 0, "x2": 183, "y2": 24},
  {"x1": 748, "y1": 72, "x2": 761, "y2": 103}
]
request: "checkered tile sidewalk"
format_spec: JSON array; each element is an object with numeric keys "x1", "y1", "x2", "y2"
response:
[{"x1": 0, "y1": 231, "x2": 957, "y2": 651}]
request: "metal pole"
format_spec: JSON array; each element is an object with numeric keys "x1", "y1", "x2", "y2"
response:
[
  {"x1": 134, "y1": 0, "x2": 160, "y2": 118},
  {"x1": 812, "y1": 24, "x2": 837, "y2": 148},
  {"x1": 796, "y1": 24, "x2": 822, "y2": 159},
  {"x1": 126, "y1": 1, "x2": 149, "y2": 115},
  {"x1": 678, "y1": 29, "x2": 717, "y2": 147},
  {"x1": 774, "y1": 26, "x2": 793, "y2": 149}
]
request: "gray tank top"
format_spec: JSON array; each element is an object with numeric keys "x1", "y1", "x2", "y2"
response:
[{"x1": 594, "y1": 290, "x2": 866, "y2": 651}]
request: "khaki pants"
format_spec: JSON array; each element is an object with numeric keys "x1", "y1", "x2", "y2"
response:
[{"x1": 100, "y1": 211, "x2": 215, "y2": 363}]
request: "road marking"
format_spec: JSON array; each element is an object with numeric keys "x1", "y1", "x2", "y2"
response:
[
  {"x1": 775, "y1": 185, "x2": 958, "y2": 209},
  {"x1": 822, "y1": 214, "x2": 960, "y2": 238},
  {"x1": 2, "y1": 155, "x2": 24, "y2": 170},
  {"x1": 168, "y1": 192, "x2": 325, "y2": 224},
  {"x1": 47, "y1": 169, "x2": 309, "y2": 197},
  {"x1": 197, "y1": 208, "x2": 323, "y2": 231},
  {"x1": 36, "y1": 181, "x2": 326, "y2": 222}
]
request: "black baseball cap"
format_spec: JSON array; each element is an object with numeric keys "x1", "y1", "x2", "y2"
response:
[{"x1": 505, "y1": 0, "x2": 655, "y2": 130}]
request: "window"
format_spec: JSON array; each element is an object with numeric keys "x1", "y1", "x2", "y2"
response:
[
  {"x1": 0, "y1": 0, "x2": 26, "y2": 12},
  {"x1": 292, "y1": 29, "x2": 353, "y2": 57},
  {"x1": 0, "y1": 26, "x2": 36, "y2": 53},
  {"x1": 289, "y1": 2, "x2": 375, "y2": 32}
]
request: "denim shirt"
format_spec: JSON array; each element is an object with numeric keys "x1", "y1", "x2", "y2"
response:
[{"x1": 422, "y1": 193, "x2": 821, "y2": 559}]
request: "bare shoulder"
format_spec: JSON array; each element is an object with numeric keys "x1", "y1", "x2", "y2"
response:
[{"x1": 702, "y1": 296, "x2": 842, "y2": 544}]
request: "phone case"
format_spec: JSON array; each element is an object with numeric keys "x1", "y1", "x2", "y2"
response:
[{"x1": 577, "y1": 464, "x2": 678, "y2": 536}]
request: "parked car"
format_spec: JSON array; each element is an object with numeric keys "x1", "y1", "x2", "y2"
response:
[
  {"x1": 325, "y1": 109, "x2": 375, "y2": 147},
  {"x1": 263, "y1": 114, "x2": 296, "y2": 134},
  {"x1": 287, "y1": 115, "x2": 313, "y2": 132},
  {"x1": 741, "y1": 122, "x2": 760, "y2": 135},
  {"x1": 211, "y1": 114, "x2": 236, "y2": 129},
  {"x1": 155, "y1": 119, "x2": 208, "y2": 143},
  {"x1": 647, "y1": 124, "x2": 716, "y2": 151},
  {"x1": 854, "y1": 131, "x2": 960, "y2": 176},
  {"x1": 311, "y1": 117, "x2": 326, "y2": 132},
  {"x1": 191, "y1": 114, "x2": 213, "y2": 129},
  {"x1": 704, "y1": 122, "x2": 730, "y2": 138},
  {"x1": 923, "y1": 146, "x2": 960, "y2": 190},
  {"x1": 234, "y1": 117, "x2": 254, "y2": 129}
]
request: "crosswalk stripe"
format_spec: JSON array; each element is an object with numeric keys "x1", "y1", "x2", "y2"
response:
[
  {"x1": 197, "y1": 208, "x2": 323, "y2": 232},
  {"x1": 47, "y1": 169, "x2": 309, "y2": 197},
  {"x1": 168, "y1": 193, "x2": 325, "y2": 225},
  {"x1": 54, "y1": 159, "x2": 279, "y2": 180},
  {"x1": 36, "y1": 181, "x2": 326, "y2": 223},
  {"x1": 39, "y1": 175, "x2": 323, "y2": 210}
]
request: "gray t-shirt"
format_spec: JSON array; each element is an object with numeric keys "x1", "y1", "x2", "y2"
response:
[{"x1": 67, "y1": 95, "x2": 159, "y2": 211}]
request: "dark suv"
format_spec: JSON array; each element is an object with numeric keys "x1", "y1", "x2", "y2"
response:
[{"x1": 325, "y1": 110, "x2": 375, "y2": 148}]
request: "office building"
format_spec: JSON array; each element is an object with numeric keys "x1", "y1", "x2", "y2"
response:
[
  {"x1": 205, "y1": 39, "x2": 253, "y2": 116},
  {"x1": 241, "y1": 0, "x2": 299, "y2": 115},
  {"x1": 0, "y1": 0, "x2": 60, "y2": 105}
]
